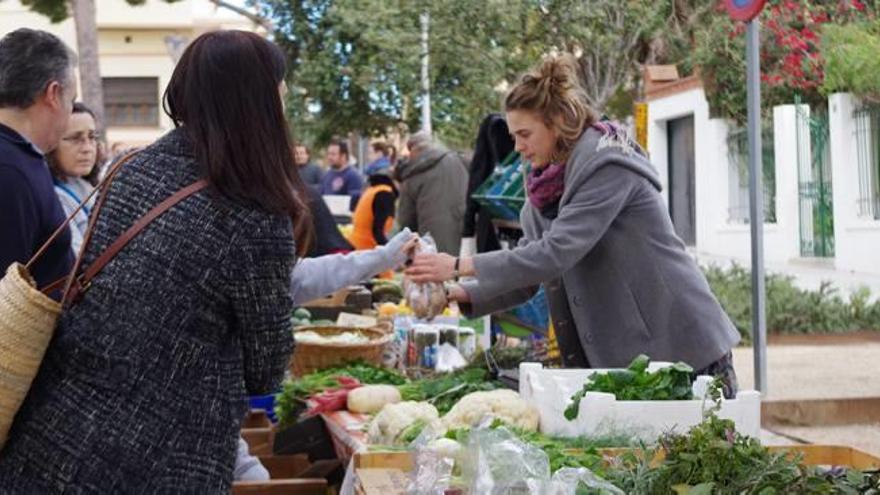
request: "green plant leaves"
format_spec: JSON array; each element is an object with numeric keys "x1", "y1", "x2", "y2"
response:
[{"x1": 564, "y1": 355, "x2": 694, "y2": 421}]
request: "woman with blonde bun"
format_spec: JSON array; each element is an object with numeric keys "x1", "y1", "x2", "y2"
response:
[{"x1": 407, "y1": 55, "x2": 740, "y2": 397}]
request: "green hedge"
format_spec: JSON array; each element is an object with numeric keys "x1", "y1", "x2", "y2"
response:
[
  {"x1": 822, "y1": 20, "x2": 880, "y2": 103},
  {"x1": 703, "y1": 264, "x2": 880, "y2": 341}
]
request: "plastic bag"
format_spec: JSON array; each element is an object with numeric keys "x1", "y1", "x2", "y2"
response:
[
  {"x1": 544, "y1": 467, "x2": 625, "y2": 495},
  {"x1": 404, "y1": 235, "x2": 448, "y2": 320},
  {"x1": 406, "y1": 423, "x2": 455, "y2": 494},
  {"x1": 435, "y1": 342, "x2": 467, "y2": 373},
  {"x1": 461, "y1": 426, "x2": 551, "y2": 494}
]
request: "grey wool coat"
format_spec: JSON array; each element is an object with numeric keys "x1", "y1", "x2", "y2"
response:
[
  {"x1": 395, "y1": 147, "x2": 468, "y2": 256},
  {"x1": 0, "y1": 129, "x2": 296, "y2": 493},
  {"x1": 462, "y1": 127, "x2": 740, "y2": 371}
]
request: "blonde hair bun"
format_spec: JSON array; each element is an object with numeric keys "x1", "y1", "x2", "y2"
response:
[{"x1": 535, "y1": 54, "x2": 582, "y2": 99}]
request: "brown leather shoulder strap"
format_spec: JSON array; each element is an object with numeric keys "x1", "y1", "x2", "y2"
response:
[
  {"x1": 64, "y1": 179, "x2": 209, "y2": 305},
  {"x1": 40, "y1": 276, "x2": 67, "y2": 296},
  {"x1": 28, "y1": 151, "x2": 139, "y2": 273},
  {"x1": 59, "y1": 152, "x2": 138, "y2": 297}
]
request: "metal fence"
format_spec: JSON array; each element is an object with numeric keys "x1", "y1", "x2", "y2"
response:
[
  {"x1": 853, "y1": 105, "x2": 880, "y2": 220},
  {"x1": 795, "y1": 105, "x2": 834, "y2": 257},
  {"x1": 726, "y1": 126, "x2": 777, "y2": 224}
]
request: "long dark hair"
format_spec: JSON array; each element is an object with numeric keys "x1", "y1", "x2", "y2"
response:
[
  {"x1": 162, "y1": 30, "x2": 312, "y2": 254},
  {"x1": 47, "y1": 102, "x2": 102, "y2": 186}
]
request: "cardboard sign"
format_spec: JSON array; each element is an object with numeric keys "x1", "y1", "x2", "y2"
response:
[
  {"x1": 356, "y1": 468, "x2": 409, "y2": 495},
  {"x1": 336, "y1": 312, "x2": 378, "y2": 328},
  {"x1": 634, "y1": 102, "x2": 648, "y2": 150},
  {"x1": 322, "y1": 194, "x2": 353, "y2": 217}
]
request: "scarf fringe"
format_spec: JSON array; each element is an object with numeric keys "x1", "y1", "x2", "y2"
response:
[{"x1": 595, "y1": 123, "x2": 637, "y2": 156}]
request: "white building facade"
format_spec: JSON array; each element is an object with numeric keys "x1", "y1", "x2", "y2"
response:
[
  {"x1": 0, "y1": 0, "x2": 262, "y2": 147},
  {"x1": 644, "y1": 72, "x2": 880, "y2": 279}
]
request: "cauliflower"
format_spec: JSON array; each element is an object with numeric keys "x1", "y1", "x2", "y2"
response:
[
  {"x1": 367, "y1": 401, "x2": 442, "y2": 446},
  {"x1": 441, "y1": 389, "x2": 539, "y2": 431},
  {"x1": 347, "y1": 385, "x2": 401, "y2": 414},
  {"x1": 426, "y1": 437, "x2": 463, "y2": 458},
  {"x1": 426, "y1": 437, "x2": 465, "y2": 467}
]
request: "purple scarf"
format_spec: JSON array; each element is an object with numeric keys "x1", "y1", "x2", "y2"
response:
[
  {"x1": 526, "y1": 162, "x2": 566, "y2": 213},
  {"x1": 526, "y1": 121, "x2": 633, "y2": 214}
]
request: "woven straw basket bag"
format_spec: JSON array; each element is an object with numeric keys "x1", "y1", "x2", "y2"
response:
[{"x1": 0, "y1": 263, "x2": 62, "y2": 447}]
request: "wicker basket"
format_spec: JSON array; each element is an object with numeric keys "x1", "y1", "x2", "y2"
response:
[{"x1": 291, "y1": 326, "x2": 392, "y2": 376}]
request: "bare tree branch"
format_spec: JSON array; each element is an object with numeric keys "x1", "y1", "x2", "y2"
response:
[{"x1": 206, "y1": 0, "x2": 274, "y2": 33}]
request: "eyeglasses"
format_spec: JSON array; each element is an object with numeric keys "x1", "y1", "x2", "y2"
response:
[{"x1": 61, "y1": 133, "x2": 98, "y2": 147}]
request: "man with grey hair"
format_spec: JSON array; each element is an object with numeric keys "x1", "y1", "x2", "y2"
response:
[
  {"x1": 0, "y1": 28, "x2": 78, "y2": 295},
  {"x1": 395, "y1": 130, "x2": 468, "y2": 255}
]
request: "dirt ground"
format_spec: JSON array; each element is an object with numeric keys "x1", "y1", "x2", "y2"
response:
[{"x1": 731, "y1": 342, "x2": 880, "y2": 455}]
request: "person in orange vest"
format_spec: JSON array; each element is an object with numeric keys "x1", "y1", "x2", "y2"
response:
[{"x1": 347, "y1": 171, "x2": 398, "y2": 276}]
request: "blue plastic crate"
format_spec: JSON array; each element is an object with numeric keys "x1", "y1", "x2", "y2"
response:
[
  {"x1": 472, "y1": 152, "x2": 526, "y2": 221},
  {"x1": 506, "y1": 286, "x2": 549, "y2": 333},
  {"x1": 249, "y1": 394, "x2": 278, "y2": 423}
]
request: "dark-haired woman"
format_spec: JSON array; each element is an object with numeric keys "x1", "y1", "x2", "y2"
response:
[
  {"x1": 407, "y1": 55, "x2": 740, "y2": 397},
  {"x1": 0, "y1": 31, "x2": 312, "y2": 492},
  {"x1": 48, "y1": 102, "x2": 101, "y2": 254}
]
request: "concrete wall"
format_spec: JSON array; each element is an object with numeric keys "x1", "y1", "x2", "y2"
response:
[
  {"x1": 646, "y1": 88, "x2": 799, "y2": 264},
  {"x1": 648, "y1": 88, "x2": 880, "y2": 275},
  {"x1": 829, "y1": 93, "x2": 880, "y2": 275},
  {"x1": 769, "y1": 105, "x2": 805, "y2": 263}
]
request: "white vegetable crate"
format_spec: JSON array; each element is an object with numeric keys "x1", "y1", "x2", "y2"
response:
[{"x1": 518, "y1": 362, "x2": 761, "y2": 441}]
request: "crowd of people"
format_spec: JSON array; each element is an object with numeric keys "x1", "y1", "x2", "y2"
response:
[
  {"x1": 290, "y1": 132, "x2": 469, "y2": 259},
  {"x1": 0, "y1": 25, "x2": 739, "y2": 493}
]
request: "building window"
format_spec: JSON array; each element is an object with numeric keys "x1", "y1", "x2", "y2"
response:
[
  {"x1": 726, "y1": 126, "x2": 777, "y2": 224},
  {"x1": 854, "y1": 105, "x2": 880, "y2": 220},
  {"x1": 102, "y1": 77, "x2": 159, "y2": 127}
]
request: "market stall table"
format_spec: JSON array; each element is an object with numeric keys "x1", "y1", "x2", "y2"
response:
[
  {"x1": 321, "y1": 410, "x2": 371, "y2": 462},
  {"x1": 321, "y1": 410, "x2": 386, "y2": 495}
]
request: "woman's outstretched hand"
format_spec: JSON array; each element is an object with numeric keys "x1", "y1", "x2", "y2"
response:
[{"x1": 405, "y1": 252, "x2": 457, "y2": 283}]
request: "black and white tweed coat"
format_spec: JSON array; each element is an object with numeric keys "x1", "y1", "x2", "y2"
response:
[{"x1": 0, "y1": 128, "x2": 296, "y2": 493}]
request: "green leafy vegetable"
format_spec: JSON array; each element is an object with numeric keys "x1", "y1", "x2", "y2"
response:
[
  {"x1": 465, "y1": 344, "x2": 530, "y2": 371},
  {"x1": 565, "y1": 355, "x2": 694, "y2": 421},
  {"x1": 604, "y1": 382, "x2": 880, "y2": 494},
  {"x1": 444, "y1": 419, "x2": 631, "y2": 475},
  {"x1": 397, "y1": 418, "x2": 429, "y2": 445},
  {"x1": 397, "y1": 368, "x2": 501, "y2": 415}
]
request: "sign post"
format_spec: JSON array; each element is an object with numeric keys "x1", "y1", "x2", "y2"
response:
[{"x1": 725, "y1": 0, "x2": 768, "y2": 394}]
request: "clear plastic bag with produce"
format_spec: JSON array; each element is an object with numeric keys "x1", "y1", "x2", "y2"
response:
[
  {"x1": 460, "y1": 426, "x2": 551, "y2": 494},
  {"x1": 545, "y1": 467, "x2": 625, "y2": 495},
  {"x1": 435, "y1": 342, "x2": 467, "y2": 373},
  {"x1": 407, "y1": 426, "x2": 456, "y2": 495},
  {"x1": 404, "y1": 235, "x2": 448, "y2": 320}
]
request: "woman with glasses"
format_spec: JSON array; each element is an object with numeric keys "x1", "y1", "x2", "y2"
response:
[{"x1": 47, "y1": 102, "x2": 101, "y2": 254}]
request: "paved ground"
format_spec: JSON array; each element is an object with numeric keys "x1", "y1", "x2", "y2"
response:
[
  {"x1": 731, "y1": 343, "x2": 880, "y2": 455},
  {"x1": 732, "y1": 343, "x2": 880, "y2": 400}
]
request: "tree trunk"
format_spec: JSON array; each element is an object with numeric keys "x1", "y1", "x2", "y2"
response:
[{"x1": 70, "y1": 0, "x2": 105, "y2": 134}]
